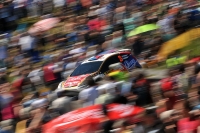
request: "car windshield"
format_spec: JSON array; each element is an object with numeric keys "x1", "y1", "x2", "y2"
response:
[{"x1": 70, "y1": 61, "x2": 103, "y2": 76}]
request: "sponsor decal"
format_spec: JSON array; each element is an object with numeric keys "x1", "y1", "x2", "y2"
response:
[
  {"x1": 64, "y1": 74, "x2": 89, "y2": 88},
  {"x1": 121, "y1": 54, "x2": 129, "y2": 60},
  {"x1": 120, "y1": 55, "x2": 137, "y2": 70},
  {"x1": 108, "y1": 104, "x2": 134, "y2": 117},
  {"x1": 54, "y1": 108, "x2": 104, "y2": 128},
  {"x1": 63, "y1": 109, "x2": 103, "y2": 123},
  {"x1": 123, "y1": 58, "x2": 136, "y2": 69}
]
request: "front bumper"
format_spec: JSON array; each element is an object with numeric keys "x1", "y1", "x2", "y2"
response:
[{"x1": 55, "y1": 82, "x2": 87, "y2": 97}]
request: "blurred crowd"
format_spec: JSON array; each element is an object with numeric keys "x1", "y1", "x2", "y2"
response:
[{"x1": 0, "y1": 0, "x2": 200, "y2": 132}]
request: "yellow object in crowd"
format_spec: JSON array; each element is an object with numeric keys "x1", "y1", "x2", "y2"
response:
[
  {"x1": 121, "y1": 130, "x2": 132, "y2": 133},
  {"x1": 15, "y1": 120, "x2": 27, "y2": 133},
  {"x1": 108, "y1": 70, "x2": 128, "y2": 81},
  {"x1": 157, "y1": 28, "x2": 200, "y2": 60}
]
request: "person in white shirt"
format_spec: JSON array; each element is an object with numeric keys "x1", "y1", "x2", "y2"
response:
[
  {"x1": 78, "y1": 78, "x2": 99, "y2": 107},
  {"x1": 18, "y1": 33, "x2": 35, "y2": 57},
  {"x1": 156, "y1": 15, "x2": 175, "y2": 34},
  {"x1": 95, "y1": 82, "x2": 116, "y2": 104},
  {"x1": 69, "y1": 41, "x2": 86, "y2": 55},
  {"x1": 19, "y1": 35, "x2": 34, "y2": 51}
]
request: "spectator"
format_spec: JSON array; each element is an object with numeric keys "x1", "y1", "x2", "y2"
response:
[
  {"x1": 85, "y1": 30, "x2": 105, "y2": 46},
  {"x1": 193, "y1": 90, "x2": 200, "y2": 110},
  {"x1": 0, "y1": 93, "x2": 13, "y2": 111},
  {"x1": 111, "y1": 30, "x2": 124, "y2": 48},
  {"x1": 53, "y1": 0, "x2": 65, "y2": 12},
  {"x1": 174, "y1": 14, "x2": 189, "y2": 34},
  {"x1": 75, "y1": 16, "x2": 88, "y2": 33},
  {"x1": 87, "y1": 15, "x2": 106, "y2": 31},
  {"x1": 13, "y1": 50, "x2": 25, "y2": 67},
  {"x1": 0, "y1": 128, "x2": 13, "y2": 133},
  {"x1": 0, "y1": 69, "x2": 7, "y2": 85},
  {"x1": 68, "y1": 41, "x2": 86, "y2": 55},
  {"x1": 18, "y1": 33, "x2": 35, "y2": 58},
  {"x1": 116, "y1": 121, "x2": 132, "y2": 133},
  {"x1": 101, "y1": 103, "x2": 115, "y2": 133},
  {"x1": 66, "y1": 31, "x2": 78, "y2": 46},
  {"x1": 132, "y1": 36, "x2": 144, "y2": 57},
  {"x1": 132, "y1": 73, "x2": 153, "y2": 106},
  {"x1": 78, "y1": 78, "x2": 99, "y2": 107},
  {"x1": 176, "y1": 64, "x2": 189, "y2": 94},
  {"x1": 50, "y1": 95, "x2": 72, "y2": 115},
  {"x1": 161, "y1": 69, "x2": 180, "y2": 108},
  {"x1": 157, "y1": 15, "x2": 175, "y2": 34},
  {"x1": 106, "y1": 87, "x2": 128, "y2": 104},
  {"x1": 95, "y1": 82, "x2": 116, "y2": 104},
  {"x1": 133, "y1": 109, "x2": 165, "y2": 133},
  {"x1": 194, "y1": 61, "x2": 200, "y2": 76},
  {"x1": 177, "y1": 100, "x2": 200, "y2": 133},
  {"x1": 0, "y1": 34, "x2": 8, "y2": 61},
  {"x1": 43, "y1": 61, "x2": 57, "y2": 87},
  {"x1": 13, "y1": 0, "x2": 27, "y2": 18}
]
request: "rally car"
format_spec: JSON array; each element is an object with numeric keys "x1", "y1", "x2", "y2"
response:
[{"x1": 56, "y1": 49, "x2": 141, "y2": 92}]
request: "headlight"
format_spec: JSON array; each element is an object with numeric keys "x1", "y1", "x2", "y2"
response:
[{"x1": 55, "y1": 82, "x2": 64, "y2": 92}]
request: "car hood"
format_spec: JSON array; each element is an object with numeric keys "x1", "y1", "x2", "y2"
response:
[{"x1": 63, "y1": 74, "x2": 90, "y2": 88}]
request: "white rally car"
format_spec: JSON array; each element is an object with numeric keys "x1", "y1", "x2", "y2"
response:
[{"x1": 56, "y1": 49, "x2": 141, "y2": 92}]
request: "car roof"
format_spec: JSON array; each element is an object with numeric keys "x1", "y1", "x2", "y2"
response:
[
  {"x1": 82, "y1": 53, "x2": 117, "y2": 64},
  {"x1": 82, "y1": 49, "x2": 131, "y2": 64}
]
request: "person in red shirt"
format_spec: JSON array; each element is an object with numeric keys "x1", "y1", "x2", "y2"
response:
[
  {"x1": 177, "y1": 101, "x2": 200, "y2": 133},
  {"x1": 43, "y1": 62, "x2": 57, "y2": 86},
  {"x1": 161, "y1": 71, "x2": 177, "y2": 110},
  {"x1": 87, "y1": 15, "x2": 106, "y2": 31}
]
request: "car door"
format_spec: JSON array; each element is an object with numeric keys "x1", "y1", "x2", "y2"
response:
[{"x1": 99, "y1": 55, "x2": 120, "y2": 74}]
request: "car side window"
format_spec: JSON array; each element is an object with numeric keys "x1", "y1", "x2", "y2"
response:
[{"x1": 100, "y1": 55, "x2": 120, "y2": 73}]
